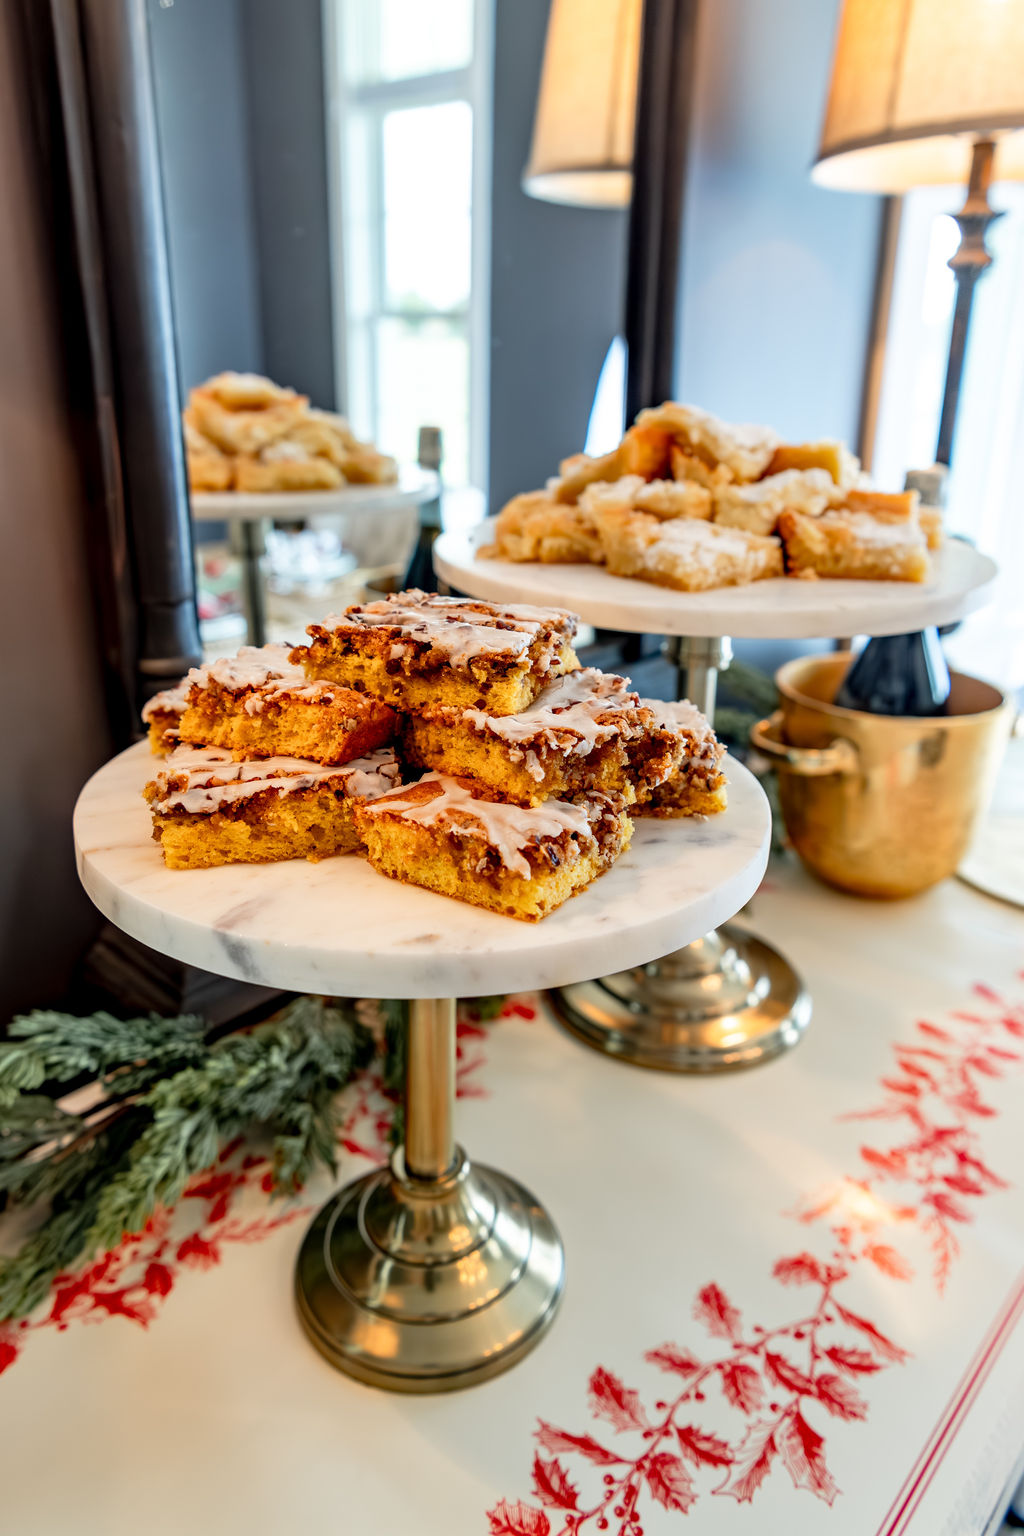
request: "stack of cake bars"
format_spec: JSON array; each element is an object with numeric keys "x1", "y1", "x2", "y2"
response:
[{"x1": 142, "y1": 592, "x2": 728, "y2": 923}]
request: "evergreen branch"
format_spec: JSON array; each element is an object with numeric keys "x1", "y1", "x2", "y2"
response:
[
  {"x1": 0, "y1": 1009, "x2": 207, "y2": 1106},
  {"x1": 84, "y1": 998, "x2": 372, "y2": 1253}
]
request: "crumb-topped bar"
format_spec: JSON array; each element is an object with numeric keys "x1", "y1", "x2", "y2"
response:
[
  {"x1": 142, "y1": 680, "x2": 191, "y2": 754},
  {"x1": 294, "y1": 589, "x2": 580, "y2": 716},
  {"x1": 402, "y1": 668, "x2": 676, "y2": 807},
  {"x1": 144, "y1": 745, "x2": 401, "y2": 869},
  {"x1": 633, "y1": 699, "x2": 728, "y2": 817},
  {"x1": 176, "y1": 643, "x2": 395, "y2": 764},
  {"x1": 354, "y1": 773, "x2": 631, "y2": 921}
]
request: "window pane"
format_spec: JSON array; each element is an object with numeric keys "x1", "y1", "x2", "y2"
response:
[
  {"x1": 345, "y1": 0, "x2": 473, "y2": 84},
  {"x1": 376, "y1": 316, "x2": 469, "y2": 485},
  {"x1": 382, "y1": 102, "x2": 472, "y2": 312}
]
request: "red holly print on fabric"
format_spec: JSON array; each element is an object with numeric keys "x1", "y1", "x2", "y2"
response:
[
  {"x1": 0, "y1": 1001, "x2": 521, "y2": 1377},
  {"x1": 487, "y1": 980, "x2": 1024, "y2": 1532}
]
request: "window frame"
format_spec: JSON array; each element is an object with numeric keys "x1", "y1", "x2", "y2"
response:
[{"x1": 322, "y1": 0, "x2": 493, "y2": 490}]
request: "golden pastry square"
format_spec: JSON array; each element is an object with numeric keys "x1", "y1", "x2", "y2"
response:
[
  {"x1": 482, "y1": 492, "x2": 604, "y2": 564},
  {"x1": 234, "y1": 449, "x2": 344, "y2": 492},
  {"x1": 177, "y1": 644, "x2": 396, "y2": 764},
  {"x1": 596, "y1": 506, "x2": 783, "y2": 591},
  {"x1": 354, "y1": 773, "x2": 632, "y2": 922},
  {"x1": 779, "y1": 507, "x2": 930, "y2": 582},
  {"x1": 764, "y1": 439, "x2": 861, "y2": 489},
  {"x1": 144, "y1": 746, "x2": 403, "y2": 870},
  {"x1": 188, "y1": 388, "x2": 307, "y2": 456},
  {"x1": 401, "y1": 668, "x2": 677, "y2": 808},
  {"x1": 580, "y1": 475, "x2": 713, "y2": 522},
  {"x1": 294, "y1": 590, "x2": 580, "y2": 717},
  {"x1": 632, "y1": 699, "x2": 728, "y2": 817},
  {"x1": 712, "y1": 467, "x2": 837, "y2": 537},
  {"x1": 635, "y1": 402, "x2": 780, "y2": 483}
]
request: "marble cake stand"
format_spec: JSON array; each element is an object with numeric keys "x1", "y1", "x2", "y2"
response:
[
  {"x1": 192, "y1": 466, "x2": 438, "y2": 646},
  {"x1": 73, "y1": 742, "x2": 769, "y2": 1392},
  {"x1": 434, "y1": 521, "x2": 998, "y2": 1074}
]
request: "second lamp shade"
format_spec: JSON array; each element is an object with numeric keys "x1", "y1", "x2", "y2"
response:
[{"x1": 522, "y1": 0, "x2": 641, "y2": 207}]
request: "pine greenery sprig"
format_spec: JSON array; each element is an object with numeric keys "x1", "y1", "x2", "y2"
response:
[{"x1": 0, "y1": 996, "x2": 373, "y2": 1321}]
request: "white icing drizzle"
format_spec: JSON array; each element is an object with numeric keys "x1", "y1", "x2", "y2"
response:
[
  {"x1": 819, "y1": 510, "x2": 923, "y2": 547},
  {"x1": 315, "y1": 590, "x2": 578, "y2": 670},
  {"x1": 150, "y1": 746, "x2": 401, "y2": 816},
  {"x1": 459, "y1": 669, "x2": 645, "y2": 758},
  {"x1": 141, "y1": 680, "x2": 191, "y2": 723},
  {"x1": 360, "y1": 772, "x2": 596, "y2": 881},
  {"x1": 181, "y1": 644, "x2": 360, "y2": 714}
]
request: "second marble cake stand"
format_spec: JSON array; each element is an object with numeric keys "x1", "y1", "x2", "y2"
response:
[
  {"x1": 435, "y1": 523, "x2": 998, "y2": 1074},
  {"x1": 192, "y1": 465, "x2": 438, "y2": 645},
  {"x1": 73, "y1": 742, "x2": 769, "y2": 1393}
]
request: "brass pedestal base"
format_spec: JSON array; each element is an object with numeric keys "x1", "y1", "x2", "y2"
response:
[
  {"x1": 295, "y1": 1145, "x2": 565, "y2": 1392},
  {"x1": 552, "y1": 923, "x2": 811, "y2": 1073}
]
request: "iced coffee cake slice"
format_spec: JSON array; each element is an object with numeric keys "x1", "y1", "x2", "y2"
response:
[
  {"x1": 144, "y1": 745, "x2": 401, "y2": 870},
  {"x1": 176, "y1": 644, "x2": 395, "y2": 764},
  {"x1": 294, "y1": 589, "x2": 580, "y2": 716},
  {"x1": 632, "y1": 699, "x2": 728, "y2": 817},
  {"x1": 402, "y1": 668, "x2": 676, "y2": 807},
  {"x1": 354, "y1": 773, "x2": 631, "y2": 922},
  {"x1": 142, "y1": 680, "x2": 191, "y2": 754}
]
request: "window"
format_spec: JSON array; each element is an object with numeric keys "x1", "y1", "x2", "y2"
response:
[
  {"x1": 324, "y1": 0, "x2": 493, "y2": 489},
  {"x1": 871, "y1": 185, "x2": 1024, "y2": 691}
]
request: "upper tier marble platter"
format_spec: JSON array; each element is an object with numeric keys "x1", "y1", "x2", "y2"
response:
[
  {"x1": 191, "y1": 464, "x2": 437, "y2": 523},
  {"x1": 433, "y1": 520, "x2": 997, "y2": 640},
  {"x1": 74, "y1": 743, "x2": 770, "y2": 999}
]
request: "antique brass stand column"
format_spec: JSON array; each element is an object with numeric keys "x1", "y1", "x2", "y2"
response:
[
  {"x1": 295, "y1": 998, "x2": 565, "y2": 1391},
  {"x1": 553, "y1": 636, "x2": 811, "y2": 1072}
]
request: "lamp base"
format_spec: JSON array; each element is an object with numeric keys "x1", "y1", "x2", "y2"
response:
[
  {"x1": 551, "y1": 923, "x2": 811, "y2": 1073},
  {"x1": 295, "y1": 1147, "x2": 565, "y2": 1393}
]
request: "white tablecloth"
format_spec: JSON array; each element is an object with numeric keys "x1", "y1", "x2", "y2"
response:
[{"x1": 3, "y1": 860, "x2": 1024, "y2": 1536}]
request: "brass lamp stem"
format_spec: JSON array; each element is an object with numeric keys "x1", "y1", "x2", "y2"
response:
[{"x1": 935, "y1": 137, "x2": 1004, "y2": 467}]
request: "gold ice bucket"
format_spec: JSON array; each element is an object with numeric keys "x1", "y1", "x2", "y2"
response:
[{"x1": 750, "y1": 653, "x2": 1011, "y2": 899}]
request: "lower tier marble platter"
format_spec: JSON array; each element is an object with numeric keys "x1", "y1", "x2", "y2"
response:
[
  {"x1": 433, "y1": 520, "x2": 997, "y2": 641},
  {"x1": 74, "y1": 742, "x2": 770, "y2": 999},
  {"x1": 191, "y1": 464, "x2": 437, "y2": 524}
]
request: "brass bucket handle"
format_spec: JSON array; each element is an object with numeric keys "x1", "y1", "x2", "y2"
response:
[{"x1": 750, "y1": 712, "x2": 859, "y2": 777}]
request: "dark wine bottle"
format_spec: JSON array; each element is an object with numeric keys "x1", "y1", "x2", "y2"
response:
[
  {"x1": 834, "y1": 628, "x2": 951, "y2": 715},
  {"x1": 402, "y1": 425, "x2": 444, "y2": 593}
]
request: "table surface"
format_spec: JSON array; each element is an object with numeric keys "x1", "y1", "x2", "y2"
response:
[
  {"x1": 4, "y1": 857, "x2": 1024, "y2": 1535},
  {"x1": 73, "y1": 742, "x2": 770, "y2": 997},
  {"x1": 191, "y1": 464, "x2": 438, "y2": 522},
  {"x1": 434, "y1": 521, "x2": 998, "y2": 640}
]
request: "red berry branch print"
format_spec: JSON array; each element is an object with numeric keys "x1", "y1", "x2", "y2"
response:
[{"x1": 487, "y1": 981, "x2": 1024, "y2": 1534}]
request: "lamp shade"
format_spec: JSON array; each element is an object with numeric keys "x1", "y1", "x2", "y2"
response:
[
  {"x1": 813, "y1": 0, "x2": 1024, "y2": 191},
  {"x1": 522, "y1": 0, "x2": 641, "y2": 208}
]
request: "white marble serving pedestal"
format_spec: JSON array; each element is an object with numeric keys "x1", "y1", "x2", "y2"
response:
[
  {"x1": 191, "y1": 466, "x2": 438, "y2": 646},
  {"x1": 434, "y1": 521, "x2": 999, "y2": 1074},
  {"x1": 73, "y1": 742, "x2": 769, "y2": 1392}
]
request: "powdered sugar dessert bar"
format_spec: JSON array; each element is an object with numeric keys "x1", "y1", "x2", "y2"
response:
[
  {"x1": 142, "y1": 679, "x2": 191, "y2": 753},
  {"x1": 580, "y1": 475, "x2": 713, "y2": 522},
  {"x1": 402, "y1": 668, "x2": 676, "y2": 807},
  {"x1": 779, "y1": 505, "x2": 929, "y2": 582},
  {"x1": 632, "y1": 700, "x2": 728, "y2": 817},
  {"x1": 144, "y1": 745, "x2": 401, "y2": 870},
  {"x1": 596, "y1": 507, "x2": 783, "y2": 591},
  {"x1": 354, "y1": 773, "x2": 631, "y2": 922},
  {"x1": 176, "y1": 644, "x2": 395, "y2": 764},
  {"x1": 712, "y1": 467, "x2": 837, "y2": 536},
  {"x1": 294, "y1": 590, "x2": 579, "y2": 716}
]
